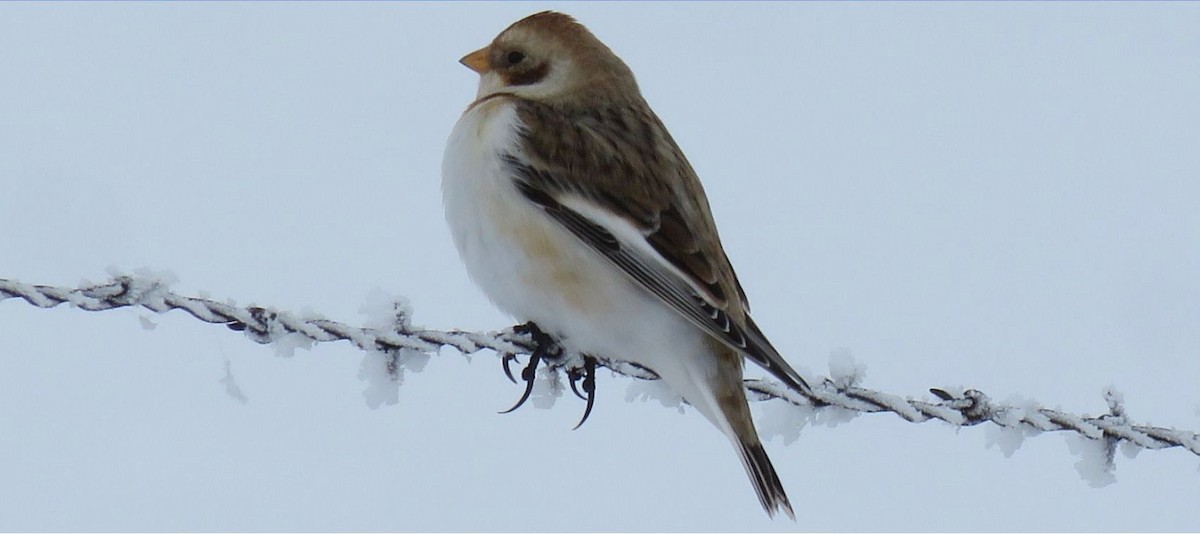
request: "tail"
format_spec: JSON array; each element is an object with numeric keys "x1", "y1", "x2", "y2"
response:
[
  {"x1": 673, "y1": 342, "x2": 795, "y2": 519},
  {"x1": 734, "y1": 436, "x2": 796, "y2": 520}
]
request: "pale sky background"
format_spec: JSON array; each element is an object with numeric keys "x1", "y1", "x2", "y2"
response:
[{"x1": 2, "y1": 2, "x2": 1199, "y2": 531}]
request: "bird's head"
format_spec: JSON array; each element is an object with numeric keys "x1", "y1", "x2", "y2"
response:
[{"x1": 459, "y1": 11, "x2": 640, "y2": 105}]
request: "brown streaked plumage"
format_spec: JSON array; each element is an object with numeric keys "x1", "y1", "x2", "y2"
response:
[{"x1": 444, "y1": 11, "x2": 811, "y2": 519}]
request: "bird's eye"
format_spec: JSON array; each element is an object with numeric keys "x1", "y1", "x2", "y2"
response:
[{"x1": 506, "y1": 51, "x2": 525, "y2": 65}]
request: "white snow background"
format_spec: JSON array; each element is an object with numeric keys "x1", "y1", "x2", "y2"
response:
[{"x1": 2, "y1": 2, "x2": 1198, "y2": 531}]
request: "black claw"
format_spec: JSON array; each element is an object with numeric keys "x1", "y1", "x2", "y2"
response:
[
  {"x1": 571, "y1": 356, "x2": 598, "y2": 430},
  {"x1": 499, "y1": 350, "x2": 541, "y2": 414},
  {"x1": 568, "y1": 368, "x2": 588, "y2": 400},
  {"x1": 572, "y1": 396, "x2": 594, "y2": 431},
  {"x1": 501, "y1": 353, "x2": 520, "y2": 384}
]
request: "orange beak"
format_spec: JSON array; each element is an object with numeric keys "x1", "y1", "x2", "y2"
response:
[{"x1": 460, "y1": 46, "x2": 491, "y2": 74}]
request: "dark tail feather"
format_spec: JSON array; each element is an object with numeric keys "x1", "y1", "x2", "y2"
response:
[{"x1": 736, "y1": 438, "x2": 795, "y2": 520}]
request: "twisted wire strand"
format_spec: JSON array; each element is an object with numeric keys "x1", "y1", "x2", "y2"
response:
[{"x1": 3, "y1": 275, "x2": 1197, "y2": 457}]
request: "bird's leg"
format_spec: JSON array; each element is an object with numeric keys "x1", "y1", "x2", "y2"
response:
[
  {"x1": 502, "y1": 322, "x2": 545, "y2": 384},
  {"x1": 570, "y1": 355, "x2": 598, "y2": 430},
  {"x1": 500, "y1": 322, "x2": 558, "y2": 414}
]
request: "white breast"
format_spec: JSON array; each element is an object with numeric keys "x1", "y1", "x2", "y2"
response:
[{"x1": 441, "y1": 98, "x2": 625, "y2": 328}]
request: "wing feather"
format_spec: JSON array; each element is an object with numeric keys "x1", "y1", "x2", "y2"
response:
[
  {"x1": 504, "y1": 150, "x2": 812, "y2": 396},
  {"x1": 508, "y1": 99, "x2": 811, "y2": 395}
]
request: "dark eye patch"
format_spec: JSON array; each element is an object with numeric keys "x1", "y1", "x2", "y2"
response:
[{"x1": 503, "y1": 62, "x2": 549, "y2": 86}]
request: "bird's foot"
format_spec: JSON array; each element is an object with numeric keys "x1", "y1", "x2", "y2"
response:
[
  {"x1": 500, "y1": 322, "x2": 597, "y2": 428},
  {"x1": 500, "y1": 322, "x2": 561, "y2": 414},
  {"x1": 499, "y1": 350, "x2": 542, "y2": 414}
]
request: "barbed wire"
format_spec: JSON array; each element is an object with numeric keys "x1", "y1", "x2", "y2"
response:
[{"x1": 2, "y1": 274, "x2": 1197, "y2": 460}]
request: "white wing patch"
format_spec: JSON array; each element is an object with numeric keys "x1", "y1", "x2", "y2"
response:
[{"x1": 558, "y1": 195, "x2": 722, "y2": 309}]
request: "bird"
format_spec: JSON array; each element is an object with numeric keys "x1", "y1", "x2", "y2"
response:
[{"x1": 441, "y1": 11, "x2": 812, "y2": 519}]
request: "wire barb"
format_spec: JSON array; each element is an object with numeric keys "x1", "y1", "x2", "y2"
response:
[{"x1": 3, "y1": 274, "x2": 1198, "y2": 458}]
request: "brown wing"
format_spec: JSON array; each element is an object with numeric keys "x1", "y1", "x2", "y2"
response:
[{"x1": 507, "y1": 99, "x2": 811, "y2": 395}]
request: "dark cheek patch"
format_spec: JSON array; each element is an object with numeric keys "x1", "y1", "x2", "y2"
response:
[{"x1": 504, "y1": 63, "x2": 550, "y2": 86}]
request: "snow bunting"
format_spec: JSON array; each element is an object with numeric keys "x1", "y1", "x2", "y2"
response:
[{"x1": 442, "y1": 11, "x2": 811, "y2": 519}]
